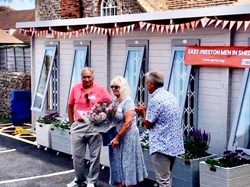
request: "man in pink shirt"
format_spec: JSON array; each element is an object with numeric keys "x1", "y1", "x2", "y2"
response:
[{"x1": 67, "y1": 67, "x2": 112, "y2": 187}]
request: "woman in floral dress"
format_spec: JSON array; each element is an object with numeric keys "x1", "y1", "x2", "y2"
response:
[{"x1": 109, "y1": 76, "x2": 148, "y2": 187}]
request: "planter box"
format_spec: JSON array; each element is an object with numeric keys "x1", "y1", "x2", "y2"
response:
[
  {"x1": 35, "y1": 122, "x2": 52, "y2": 148},
  {"x1": 51, "y1": 127, "x2": 71, "y2": 155},
  {"x1": 172, "y1": 154, "x2": 217, "y2": 187},
  {"x1": 200, "y1": 161, "x2": 250, "y2": 187},
  {"x1": 142, "y1": 149, "x2": 156, "y2": 180}
]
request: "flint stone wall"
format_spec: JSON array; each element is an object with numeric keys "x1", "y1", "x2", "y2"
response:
[{"x1": 0, "y1": 72, "x2": 31, "y2": 116}]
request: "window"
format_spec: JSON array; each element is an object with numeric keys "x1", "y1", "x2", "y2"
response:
[
  {"x1": 31, "y1": 42, "x2": 59, "y2": 112},
  {"x1": 101, "y1": 0, "x2": 117, "y2": 16},
  {"x1": 66, "y1": 41, "x2": 90, "y2": 112},
  {"x1": 123, "y1": 41, "x2": 148, "y2": 104},
  {"x1": 228, "y1": 69, "x2": 250, "y2": 154},
  {"x1": 167, "y1": 40, "x2": 199, "y2": 132}
]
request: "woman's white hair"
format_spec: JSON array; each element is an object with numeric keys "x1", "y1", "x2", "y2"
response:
[{"x1": 110, "y1": 76, "x2": 131, "y2": 100}]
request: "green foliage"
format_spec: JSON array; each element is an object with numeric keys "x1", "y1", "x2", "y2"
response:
[
  {"x1": 37, "y1": 112, "x2": 60, "y2": 124},
  {"x1": 206, "y1": 150, "x2": 250, "y2": 168},
  {"x1": 0, "y1": 5, "x2": 13, "y2": 12},
  {"x1": 182, "y1": 128, "x2": 211, "y2": 159},
  {"x1": 0, "y1": 114, "x2": 12, "y2": 123},
  {"x1": 52, "y1": 120, "x2": 70, "y2": 130}
]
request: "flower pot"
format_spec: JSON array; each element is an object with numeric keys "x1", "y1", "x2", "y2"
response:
[
  {"x1": 51, "y1": 127, "x2": 71, "y2": 155},
  {"x1": 172, "y1": 154, "x2": 217, "y2": 187},
  {"x1": 142, "y1": 149, "x2": 156, "y2": 180},
  {"x1": 35, "y1": 122, "x2": 52, "y2": 148},
  {"x1": 199, "y1": 160, "x2": 250, "y2": 187}
]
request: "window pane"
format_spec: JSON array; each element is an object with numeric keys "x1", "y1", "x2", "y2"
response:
[
  {"x1": 168, "y1": 49, "x2": 189, "y2": 107},
  {"x1": 70, "y1": 48, "x2": 88, "y2": 91},
  {"x1": 234, "y1": 72, "x2": 250, "y2": 149},
  {"x1": 32, "y1": 47, "x2": 56, "y2": 111},
  {"x1": 124, "y1": 48, "x2": 144, "y2": 100}
]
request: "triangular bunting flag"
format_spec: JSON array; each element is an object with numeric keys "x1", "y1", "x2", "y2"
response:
[
  {"x1": 201, "y1": 17, "x2": 211, "y2": 28},
  {"x1": 236, "y1": 21, "x2": 243, "y2": 31},
  {"x1": 165, "y1": 25, "x2": 169, "y2": 33},
  {"x1": 131, "y1": 24, "x2": 135, "y2": 31},
  {"x1": 222, "y1": 20, "x2": 229, "y2": 30},
  {"x1": 229, "y1": 21, "x2": 236, "y2": 31},
  {"x1": 160, "y1": 25, "x2": 164, "y2": 33},
  {"x1": 207, "y1": 19, "x2": 216, "y2": 26},
  {"x1": 191, "y1": 21, "x2": 196, "y2": 30},
  {"x1": 215, "y1": 20, "x2": 223, "y2": 28},
  {"x1": 156, "y1": 25, "x2": 160, "y2": 33},
  {"x1": 146, "y1": 23, "x2": 151, "y2": 31},
  {"x1": 170, "y1": 24, "x2": 174, "y2": 34},
  {"x1": 151, "y1": 24, "x2": 155, "y2": 32},
  {"x1": 244, "y1": 21, "x2": 250, "y2": 31},
  {"x1": 139, "y1": 22, "x2": 146, "y2": 30},
  {"x1": 175, "y1": 24, "x2": 179, "y2": 33},
  {"x1": 180, "y1": 23, "x2": 185, "y2": 33},
  {"x1": 185, "y1": 22, "x2": 190, "y2": 30}
]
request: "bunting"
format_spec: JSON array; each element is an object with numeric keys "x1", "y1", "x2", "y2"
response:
[{"x1": 19, "y1": 18, "x2": 250, "y2": 38}]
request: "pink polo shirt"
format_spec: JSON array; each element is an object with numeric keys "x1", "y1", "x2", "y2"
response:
[{"x1": 68, "y1": 82, "x2": 112, "y2": 121}]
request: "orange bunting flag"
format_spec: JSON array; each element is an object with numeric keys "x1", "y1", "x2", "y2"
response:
[
  {"x1": 191, "y1": 21, "x2": 196, "y2": 30},
  {"x1": 185, "y1": 22, "x2": 190, "y2": 30},
  {"x1": 180, "y1": 23, "x2": 185, "y2": 33},
  {"x1": 156, "y1": 25, "x2": 160, "y2": 33}
]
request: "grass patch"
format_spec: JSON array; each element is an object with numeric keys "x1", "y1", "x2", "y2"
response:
[{"x1": 0, "y1": 115, "x2": 12, "y2": 123}]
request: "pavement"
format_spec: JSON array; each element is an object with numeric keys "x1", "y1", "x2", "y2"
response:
[{"x1": 0, "y1": 123, "x2": 157, "y2": 187}]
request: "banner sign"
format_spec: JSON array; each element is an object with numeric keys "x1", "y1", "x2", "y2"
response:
[{"x1": 185, "y1": 46, "x2": 250, "y2": 68}]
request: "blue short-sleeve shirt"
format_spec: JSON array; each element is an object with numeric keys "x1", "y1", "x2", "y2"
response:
[{"x1": 146, "y1": 87, "x2": 184, "y2": 156}]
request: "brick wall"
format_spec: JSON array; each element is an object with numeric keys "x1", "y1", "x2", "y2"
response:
[
  {"x1": 0, "y1": 72, "x2": 31, "y2": 116},
  {"x1": 167, "y1": 0, "x2": 237, "y2": 10},
  {"x1": 37, "y1": 0, "x2": 144, "y2": 20}
]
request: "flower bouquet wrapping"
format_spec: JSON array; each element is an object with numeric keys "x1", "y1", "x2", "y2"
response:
[{"x1": 85, "y1": 99, "x2": 117, "y2": 133}]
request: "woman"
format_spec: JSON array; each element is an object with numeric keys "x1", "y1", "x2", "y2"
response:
[{"x1": 109, "y1": 76, "x2": 148, "y2": 187}]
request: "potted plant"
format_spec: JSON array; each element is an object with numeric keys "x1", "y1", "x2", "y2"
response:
[
  {"x1": 50, "y1": 119, "x2": 72, "y2": 155},
  {"x1": 35, "y1": 112, "x2": 60, "y2": 149},
  {"x1": 200, "y1": 150, "x2": 250, "y2": 187},
  {"x1": 172, "y1": 127, "x2": 216, "y2": 187}
]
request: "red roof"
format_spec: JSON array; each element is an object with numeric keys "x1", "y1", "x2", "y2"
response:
[{"x1": 0, "y1": 10, "x2": 35, "y2": 43}]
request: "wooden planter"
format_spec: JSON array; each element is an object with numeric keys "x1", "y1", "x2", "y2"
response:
[
  {"x1": 142, "y1": 149, "x2": 156, "y2": 180},
  {"x1": 35, "y1": 122, "x2": 52, "y2": 148},
  {"x1": 172, "y1": 154, "x2": 217, "y2": 187},
  {"x1": 51, "y1": 127, "x2": 71, "y2": 155},
  {"x1": 200, "y1": 161, "x2": 250, "y2": 187}
]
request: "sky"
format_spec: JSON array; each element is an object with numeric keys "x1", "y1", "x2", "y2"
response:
[{"x1": 0, "y1": 0, "x2": 35, "y2": 10}]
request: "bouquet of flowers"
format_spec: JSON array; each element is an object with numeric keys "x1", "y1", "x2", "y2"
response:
[{"x1": 86, "y1": 99, "x2": 117, "y2": 133}]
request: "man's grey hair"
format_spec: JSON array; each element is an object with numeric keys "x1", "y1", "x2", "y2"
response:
[
  {"x1": 145, "y1": 71, "x2": 164, "y2": 87},
  {"x1": 81, "y1": 67, "x2": 94, "y2": 75}
]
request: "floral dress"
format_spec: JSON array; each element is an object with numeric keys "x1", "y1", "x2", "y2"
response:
[{"x1": 109, "y1": 97, "x2": 148, "y2": 186}]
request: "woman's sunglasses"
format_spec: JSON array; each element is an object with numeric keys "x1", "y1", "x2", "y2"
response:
[{"x1": 110, "y1": 85, "x2": 120, "y2": 90}]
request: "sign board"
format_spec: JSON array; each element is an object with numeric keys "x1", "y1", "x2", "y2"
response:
[{"x1": 185, "y1": 46, "x2": 250, "y2": 68}]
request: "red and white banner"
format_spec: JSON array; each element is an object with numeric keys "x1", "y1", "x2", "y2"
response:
[{"x1": 185, "y1": 46, "x2": 250, "y2": 68}]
